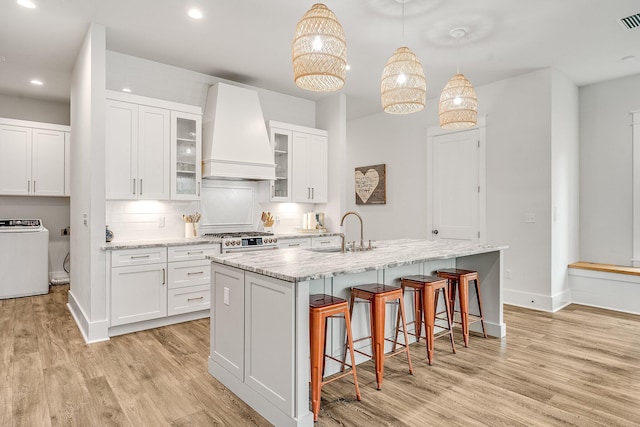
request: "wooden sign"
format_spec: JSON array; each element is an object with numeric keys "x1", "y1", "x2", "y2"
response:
[{"x1": 355, "y1": 164, "x2": 386, "y2": 205}]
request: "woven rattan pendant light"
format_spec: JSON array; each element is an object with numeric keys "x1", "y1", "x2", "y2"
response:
[
  {"x1": 292, "y1": 3, "x2": 347, "y2": 92},
  {"x1": 380, "y1": 1, "x2": 426, "y2": 114},
  {"x1": 439, "y1": 29, "x2": 477, "y2": 129}
]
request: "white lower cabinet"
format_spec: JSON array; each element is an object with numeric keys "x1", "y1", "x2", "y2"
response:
[
  {"x1": 109, "y1": 243, "x2": 220, "y2": 331},
  {"x1": 210, "y1": 265, "x2": 296, "y2": 416},
  {"x1": 110, "y1": 248, "x2": 168, "y2": 327}
]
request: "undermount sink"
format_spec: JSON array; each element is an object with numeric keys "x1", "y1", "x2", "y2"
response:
[{"x1": 308, "y1": 246, "x2": 374, "y2": 254}]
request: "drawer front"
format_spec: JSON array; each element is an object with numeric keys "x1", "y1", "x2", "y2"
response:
[
  {"x1": 168, "y1": 284, "x2": 210, "y2": 315},
  {"x1": 311, "y1": 236, "x2": 342, "y2": 248},
  {"x1": 168, "y1": 244, "x2": 221, "y2": 262},
  {"x1": 277, "y1": 237, "x2": 311, "y2": 249},
  {"x1": 111, "y1": 247, "x2": 167, "y2": 267},
  {"x1": 168, "y1": 259, "x2": 211, "y2": 289}
]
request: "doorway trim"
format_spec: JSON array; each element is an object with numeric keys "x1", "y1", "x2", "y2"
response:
[{"x1": 426, "y1": 116, "x2": 487, "y2": 243}]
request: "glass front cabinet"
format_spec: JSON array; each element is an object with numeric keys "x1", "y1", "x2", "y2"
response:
[
  {"x1": 269, "y1": 124, "x2": 293, "y2": 202},
  {"x1": 171, "y1": 111, "x2": 202, "y2": 200}
]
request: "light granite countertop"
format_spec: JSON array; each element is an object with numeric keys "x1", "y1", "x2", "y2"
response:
[
  {"x1": 101, "y1": 237, "x2": 222, "y2": 250},
  {"x1": 208, "y1": 239, "x2": 508, "y2": 282}
]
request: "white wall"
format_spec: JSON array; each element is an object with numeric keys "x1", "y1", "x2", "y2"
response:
[
  {"x1": 550, "y1": 70, "x2": 580, "y2": 310},
  {"x1": 579, "y1": 73, "x2": 640, "y2": 266},
  {"x1": 68, "y1": 24, "x2": 108, "y2": 342},
  {"x1": 346, "y1": 69, "x2": 559, "y2": 310},
  {"x1": 106, "y1": 51, "x2": 316, "y2": 128},
  {"x1": 0, "y1": 93, "x2": 70, "y2": 124}
]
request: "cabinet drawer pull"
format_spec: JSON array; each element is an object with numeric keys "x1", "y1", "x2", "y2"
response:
[
  {"x1": 289, "y1": 243, "x2": 300, "y2": 247},
  {"x1": 130, "y1": 254, "x2": 150, "y2": 259},
  {"x1": 319, "y1": 241, "x2": 330, "y2": 245},
  {"x1": 187, "y1": 251, "x2": 203, "y2": 255},
  {"x1": 187, "y1": 296, "x2": 204, "y2": 302},
  {"x1": 187, "y1": 271, "x2": 204, "y2": 276}
]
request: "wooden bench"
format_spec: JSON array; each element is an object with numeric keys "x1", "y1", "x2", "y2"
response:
[{"x1": 568, "y1": 262, "x2": 640, "y2": 315}]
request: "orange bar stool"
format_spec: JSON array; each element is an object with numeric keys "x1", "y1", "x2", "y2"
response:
[
  {"x1": 344, "y1": 283, "x2": 413, "y2": 390},
  {"x1": 309, "y1": 294, "x2": 361, "y2": 422},
  {"x1": 436, "y1": 268, "x2": 487, "y2": 347},
  {"x1": 394, "y1": 275, "x2": 456, "y2": 365}
]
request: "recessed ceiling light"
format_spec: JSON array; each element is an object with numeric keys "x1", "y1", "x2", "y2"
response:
[
  {"x1": 188, "y1": 8, "x2": 203, "y2": 19},
  {"x1": 122, "y1": 88, "x2": 132, "y2": 93},
  {"x1": 30, "y1": 79, "x2": 43, "y2": 86},
  {"x1": 17, "y1": 0, "x2": 36, "y2": 9},
  {"x1": 621, "y1": 55, "x2": 637, "y2": 62}
]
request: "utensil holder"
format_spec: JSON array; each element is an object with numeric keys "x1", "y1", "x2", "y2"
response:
[{"x1": 185, "y1": 222, "x2": 199, "y2": 238}]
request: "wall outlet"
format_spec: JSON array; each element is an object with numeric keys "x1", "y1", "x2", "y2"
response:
[
  {"x1": 223, "y1": 287, "x2": 230, "y2": 305},
  {"x1": 157, "y1": 216, "x2": 165, "y2": 228},
  {"x1": 524, "y1": 213, "x2": 536, "y2": 223},
  {"x1": 505, "y1": 269, "x2": 512, "y2": 279}
]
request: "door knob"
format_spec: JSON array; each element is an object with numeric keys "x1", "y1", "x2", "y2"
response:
[{"x1": 432, "y1": 229, "x2": 439, "y2": 235}]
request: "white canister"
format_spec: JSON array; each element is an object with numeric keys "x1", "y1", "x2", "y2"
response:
[{"x1": 185, "y1": 222, "x2": 199, "y2": 238}]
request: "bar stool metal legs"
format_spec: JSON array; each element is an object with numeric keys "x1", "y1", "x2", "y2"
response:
[
  {"x1": 437, "y1": 268, "x2": 487, "y2": 347},
  {"x1": 309, "y1": 294, "x2": 361, "y2": 421},
  {"x1": 343, "y1": 283, "x2": 413, "y2": 390},
  {"x1": 394, "y1": 275, "x2": 456, "y2": 365}
]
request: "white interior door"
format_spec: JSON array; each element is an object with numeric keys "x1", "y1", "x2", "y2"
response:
[{"x1": 428, "y1": 121, "x2": 485, "y2": 243}]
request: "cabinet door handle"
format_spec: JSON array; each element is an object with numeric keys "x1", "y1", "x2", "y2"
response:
[
  {"x1": 271, "y1": 184, "x2": 275, "y2": 198},
  {"x1": 162, "y1": 268, "x2": 165, "y2": 285},
  {"x1": 311, "y1": 187, "x2": 314, "y2": 199},
  {"x1": 187, "y1": 271, "x2": 204, "y2": 276},
  {"x1": 132, "y1": 179, "x2": 136, "y2": 195},
  {"x1": 28, "y1": 180, "x2": 31, "y2": 193},
  {"x1": 33, "y1": 181, "x2": 36, "y2": 193},
  {"x1": 187, "y1": 296, "x2": 204, "y2": 301},
  {"x1": 307, "y1": 187, "x2": 311, "y2": 199},
  {"x1": 130, "y1": 254, "x2": 150, "y2": 259},
  {"x1": 197, "y1": 181, "x2": 200, "y2": 197},
  {"x1": 139, "y1": 179, "x2": 143, "y2": 195}
]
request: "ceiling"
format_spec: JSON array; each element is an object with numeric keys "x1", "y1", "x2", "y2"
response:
[{"x1": 1, "y1": 0, "x2": 639, "y2": 120}]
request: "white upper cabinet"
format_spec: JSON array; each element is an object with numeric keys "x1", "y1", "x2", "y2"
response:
[
  {"x1": 268, "y1": 125, "x2": 293, "y2": 202},
  {"x1": 171, "y1": 111, "x2": 202, "y2": 200},
  {"x1": 105, "y1": 91, "x2": 202, "y2": 201},
  {"x1": 105, "y1": 99, "x2": 170, "y2": 200},
  {"x1": 292, "y1": 131, "x2": 328, "y2": 203},
  {"x1": 267, "y1": 121, "x2": 328, "y2": 204},
  {"x1": 0, "y1": 119, "x2": 68, "y2": 197}
]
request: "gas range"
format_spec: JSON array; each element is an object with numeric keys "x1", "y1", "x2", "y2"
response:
[{"x1": 202, "y1": 231, "x2": 278, "y2": 253}]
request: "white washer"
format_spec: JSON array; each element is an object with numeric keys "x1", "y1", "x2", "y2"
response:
[{"x1": 0, "y1": 219, "x2": 49, "y2": 299}]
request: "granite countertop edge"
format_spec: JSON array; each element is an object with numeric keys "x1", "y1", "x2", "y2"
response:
[
  {"x1": 101, "y1": 237, "x2": 223, "y2": 250},
  {"x1": 208, "y1": 240, "x2": 508, "y2": 283}
]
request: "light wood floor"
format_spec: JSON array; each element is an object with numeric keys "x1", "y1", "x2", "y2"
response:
[{"x1": 2, "y1": 285, "x2": 639, "y2": 426}]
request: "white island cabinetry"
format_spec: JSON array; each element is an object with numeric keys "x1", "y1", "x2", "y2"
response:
[{"x1": 209, "y1": 239, "x2": 506, "y2": 427}]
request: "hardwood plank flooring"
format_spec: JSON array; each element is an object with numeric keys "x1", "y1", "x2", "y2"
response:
[{"x1": 1, "y1": 285, "x2": 639, "y2": 426}]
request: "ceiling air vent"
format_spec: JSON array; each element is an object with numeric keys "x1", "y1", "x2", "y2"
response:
[{"x1": 618, "y1": 13, "x2": 640, "y2": 30}]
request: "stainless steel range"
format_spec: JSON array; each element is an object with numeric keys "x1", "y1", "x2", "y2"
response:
[{"x1": 202, "y1": 231, "x2": 278, "y2": 254}]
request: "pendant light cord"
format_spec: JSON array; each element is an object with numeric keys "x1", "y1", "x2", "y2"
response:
[{"x1": 402, "y1": 0, "x2": 405, "y2": 45}]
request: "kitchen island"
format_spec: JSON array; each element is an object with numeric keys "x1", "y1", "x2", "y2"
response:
[{"x1": 208, "y1": 239, "x2": 506, "y2": 427}]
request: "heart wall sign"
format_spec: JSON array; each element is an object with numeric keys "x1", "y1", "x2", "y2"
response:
[{"x1": 355, "y1": 164, "x2": 386, "y2": 205}]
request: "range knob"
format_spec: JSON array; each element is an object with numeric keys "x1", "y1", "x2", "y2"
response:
[
  {"x1": 273, "y1": 237, "x2": 278, "y2": 243},
  {"x1": 225, "y1": 241, "x2": 230, "y2": 246},
  {"x1": 235, "y1": 240, "x2": 241, "y2": 246}
]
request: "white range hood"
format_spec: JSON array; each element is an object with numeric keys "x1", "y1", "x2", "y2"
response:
[{"x1": 202, "y1": 83, "x2": 276, "y2": 180}]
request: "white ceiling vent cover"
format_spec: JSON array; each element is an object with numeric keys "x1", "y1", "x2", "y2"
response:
[{"x1": 618, "y1": 13, "x2": 640, "y2": 30}]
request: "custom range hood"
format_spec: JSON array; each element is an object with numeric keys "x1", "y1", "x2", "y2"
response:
[{"x1": 202, "y1": 83, "x2": 276, "y2": 180}]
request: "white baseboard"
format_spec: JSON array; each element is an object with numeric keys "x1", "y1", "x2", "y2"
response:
[
  {"x1": 504, "y1": 288, "x2": 570, "y2": 313},
  {"x1": 67, "y1": 290, "x2": 110, "y2": 343},
  {"x1": 568, "y1": 268, "x2": 640, "y2": 315},
  {"x1": 108, "y1": 310, "x2": 209, "y2": 337}
]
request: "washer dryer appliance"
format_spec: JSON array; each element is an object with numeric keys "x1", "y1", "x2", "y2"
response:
[{"x1": 0, "y1": 219, "x2": 49, "y2": 299}]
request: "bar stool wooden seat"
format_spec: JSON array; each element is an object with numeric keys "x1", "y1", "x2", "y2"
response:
[
  {"x1": 393, "y1": 275, "x2": 456, "y2": 365},
  {"x1": 309, "y1": 294, "x2": 361, "y2": 422},
  {"x1": 343, "y1": 283, "x2": 413, "y2": 390},
  {"x1": 436, "y1": 268, "x2": 487, "y2": 347}
]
